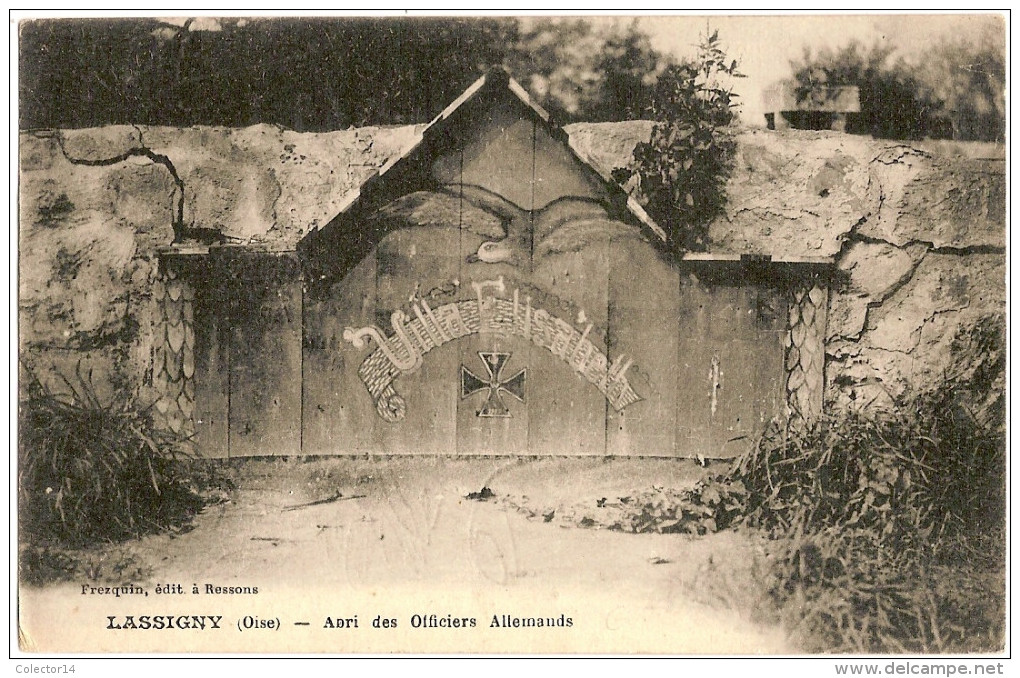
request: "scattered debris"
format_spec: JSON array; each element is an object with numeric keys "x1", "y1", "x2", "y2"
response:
[
  {"x1": 250, "y1": 537, "x2": 282, "y2": 546},
  {"x1": 465, "y1": 487, "x2": 495, "y2": 501},
  {"x1": 502, "y1": 478, "x2": 746, "y2": 536},
  {"x1": 282, "y1": 491, "x2": 365, "y2": 512}
]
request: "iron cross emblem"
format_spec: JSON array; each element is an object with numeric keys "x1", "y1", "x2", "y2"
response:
[{"x1": 461, "y1": 352, "x2": 526, "y2": 418}]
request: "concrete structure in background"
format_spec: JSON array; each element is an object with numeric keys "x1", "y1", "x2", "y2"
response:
[{"x1": 762, "y1": 80, "x2": 861, "y2": 132}]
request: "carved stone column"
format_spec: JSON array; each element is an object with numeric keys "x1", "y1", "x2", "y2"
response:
[
  {"x1": 153, "y1": 264, "x2": 196, "y2": 439},
  {"x1": 785, "y1": 280, "x2": 828, "y2": 423}
]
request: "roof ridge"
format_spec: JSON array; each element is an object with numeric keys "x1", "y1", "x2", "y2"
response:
[{"x1": 300, "y1": 70, "x2": 665, "y2": 249}]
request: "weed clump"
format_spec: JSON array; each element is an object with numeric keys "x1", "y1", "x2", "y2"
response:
[
  {"x1": 707, "y1": 313, "x2": 1007, "y2": 653},
  {"x1": 728, "y1": 386, "x2": 1004, "y2": 653},
  {"x1": 733, "y1": 390, "x2": 1004, "y2": 546},
  {"x1": 18, "y1": 368, "x2": 221, "y2": 549}
]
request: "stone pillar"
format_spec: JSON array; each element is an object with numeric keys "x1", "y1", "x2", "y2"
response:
[
  {"x1": 785, "y1": 280, "x2": 828, "y2": 423},
  {"x1": 153, "y1": 263, "x2": 196, "y2": 439}
]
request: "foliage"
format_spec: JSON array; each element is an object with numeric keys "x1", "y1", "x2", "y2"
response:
[
  {"x1": 557, "y1": 312, "x2": 1007, "y2": 651},
  {"x1": 500, "y1": 473, "x2": 744, "y2": 536},
  {"x1": 731, "y1": 397, "x2": 1003, "y2": 543},
  {"x1": 945, "y1": 312, "x2": 1006, "y2": 430},
  {"x1": 791, "y1": 41, "x2": 938, "y2": 140},
  {"x1": 20, "y1": 16, "x2": 668, "y2": 130},
  {"x1": 509, "y1": 18, "x2": 666, "y2": 122},
  {"x1": 733, "y1": 314, "x2": 1007, "y2": 652},
  {"x1": 615, "y1": 31, "x2": 743, "y2": 256},
  {"x1": 609, "y1": 479, "x2": 747, "y2": 535},
  {"x1": 570, "y1": 479, "x2": 746, "y2": 535},
  {"x1": 19, "y1": 544, "x2": 151, "y2": 586},
  {"x1": 762, "y1": 528, "x2": 1003, "y2": 653},
  {"x1": 18, "y1": 367, "x2": 222, "y2": 547},
  {"x1": 790, "y1": 35, "x2": 1005, "y2": 141},
  {"x1": 19, "y1": 17, "x2": 516, "y2": 130},
  {"x1": 726, "y1": 379, "x2": 1005, "y2": 652},
  {"x1": 913, "y1": 31, "x2": 1005, "y2": 143},
  {"x1": 590, "y1": 22, "x2": 664, "y2": 121},
  {"x1": 731, "y1": 314, "x2": 1006, "y2": 546}
]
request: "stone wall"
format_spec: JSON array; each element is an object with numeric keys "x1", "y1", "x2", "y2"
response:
[
  {"x1": 19, "y1": 124, "x2": 420, "y2": 403},
  {"x1": 19, "y1": 123, "x2": 1004, "y2": 415},
  {"x1": 571, "y1": 124, "x2": 1005, "y2": 410}
]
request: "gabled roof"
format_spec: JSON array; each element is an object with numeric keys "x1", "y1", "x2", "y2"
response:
[{"x1": 299, "y1": 68, "x2": 666, "y2": 252}]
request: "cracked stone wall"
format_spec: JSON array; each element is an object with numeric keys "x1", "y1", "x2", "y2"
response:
[
  {"x1": 798, "y1": 142, "x2": 1003, "y2": 409},
  {"x1": 19, "y1": 123, "x2": 422, "y2": 403},
  {"x1": 571, "y1": 124, "x2": 1005, "y2": 411},
  {"x1": 19, "y1": 123, "x2": 1004, "y2": 416}
]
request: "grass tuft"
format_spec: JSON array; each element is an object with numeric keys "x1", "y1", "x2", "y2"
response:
[
  {"x1": 18, "y1": 366, "x2": 224, "y2": 550},
  {"x1": 726, "y1": 386, "x2": 1005, "y2": 653}
]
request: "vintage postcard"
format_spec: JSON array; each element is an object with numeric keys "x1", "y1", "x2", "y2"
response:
[{"x1": 14, "y1": 12, "x2": 1007, "y2": 660}]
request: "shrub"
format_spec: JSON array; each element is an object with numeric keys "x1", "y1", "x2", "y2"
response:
[
  {"x1": 727, "y1": 314, "x2": 1007, "y2": 652},
  {"x1": 614, "y1": 30, "x2": 743, "y2": 256},
  {"x1": 762, "y1": 527, "x2": 1003, "y2": 653},
  {"x1": 729, "y1": 386, "x2": 1005, "y2": 653},
  {"x1": 18, "y1": 367, "x2": 207, "y2": 547},
  {"x1": 731, "y1": 392, "x2": 1004, "y2": 548},
  {"x1": 601, "y1": 480, "x2": 747, "y2": 535}
]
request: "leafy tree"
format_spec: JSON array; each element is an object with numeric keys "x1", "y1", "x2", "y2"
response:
[
  {"x1": 615, "y1": 31, "x2": 742, "y2": 256},
  {"x1": 913, "y1": 31, "x2": 1005, "y2": 142},
  {"x1": 19, "y1": 18, "x2": 163, "y2": 129},
  {"x1": 19, "y1": 16, "x2": 669, "y2": 130},
  {"x1": 19, "y1": 17, "x2": 517, "y2": 130},
  {"x1": 507, "y1": 18, "x2": 666, "y2": 123},
  {"x1": 588, "y1": 22, "x2": 663, "y2": 121},
  {"x1": 507, "y1": 18, "x2": 597, "y2": 122}
]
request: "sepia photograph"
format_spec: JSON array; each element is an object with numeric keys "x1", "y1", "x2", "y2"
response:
[{"x1": 12, "y1": 10, "x2": 1007, "y2": 664}]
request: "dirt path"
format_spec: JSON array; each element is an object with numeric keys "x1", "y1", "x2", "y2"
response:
[{"x1": 20, "y1": 457, "x2": 793, "y2": 653}]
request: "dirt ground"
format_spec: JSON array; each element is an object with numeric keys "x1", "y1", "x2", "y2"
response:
[{"x1": 19, "y1": 456, "x2": 794, "y2": 654}]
